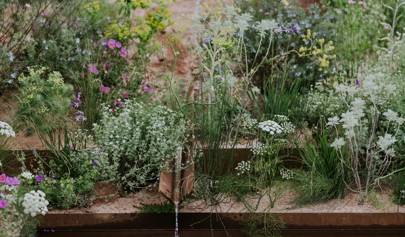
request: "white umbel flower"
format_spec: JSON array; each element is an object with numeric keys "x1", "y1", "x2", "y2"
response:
[
  {"x1": 22, "y1": 190, "x2": 49, "y2": 217},
  {"x1": 0, "y1": 121, "x2": 15, "y2": 137},
  {"x1": 258, "y1": 120, "x2": 283, "y2": 135}
]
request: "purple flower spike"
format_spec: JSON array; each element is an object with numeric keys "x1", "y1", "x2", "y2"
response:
[
  {"x1": 0, "y1": 199, "x2": 7, "y2": 209},
  {"x1": 35, "y1": 175, "x2": 44, "y2": 183},
  {"x1": 70, "y1": 92, "x2": 81, "y2": 109},
  {"x1": 119, "y1": 48, "x2": 128, "y2": 58},
  {"x1": 5, "y1": 176, "x2": 20, "y2": 186},
  {"x1": 88, "y1": 64, "x2": 99, "y2": 75},
  {"x1": 355, "y1": 79, "x2": 361, "y2": 88},
  {"x1": 99, "y1": 84, "x2": 111, "y2": 94}
]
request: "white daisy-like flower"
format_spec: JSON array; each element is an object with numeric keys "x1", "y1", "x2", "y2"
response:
[{"x1": 331, "y1": 137, "x2": 345, "y2": 149}]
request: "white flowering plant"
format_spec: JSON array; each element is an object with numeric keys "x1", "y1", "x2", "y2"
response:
[
  {"x1": 326, "y1": 70, "x2": 405, "y2": 195},
  {"x1": 0, "y1": 172, "x2": 49, "y2": 237},
  {"x1": 246, "y1": 115, "x2": 296, "y2": 206},
  {"x1": 93, "y1": 99, "x2": 187, "y2": 191}
]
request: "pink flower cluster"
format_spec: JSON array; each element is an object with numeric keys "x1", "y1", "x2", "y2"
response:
[
  {"x1": 0, "y1": 173, "x2": 20, "y2": 186},
  {"x1": 102, "y1": 39, "x2": 128, "y2": 58}
]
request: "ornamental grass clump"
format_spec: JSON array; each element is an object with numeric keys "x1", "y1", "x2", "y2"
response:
[{"x1": 94, "y1": 99, "x2": 187, "y2": 191}]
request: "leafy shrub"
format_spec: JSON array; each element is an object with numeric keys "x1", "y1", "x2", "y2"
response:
[
  {"x1": 94, "y1": 100, "x2": 187, "y2": 191},
  {"x1": 15, "y1": 67, "x2": 73, "y2": 150}
]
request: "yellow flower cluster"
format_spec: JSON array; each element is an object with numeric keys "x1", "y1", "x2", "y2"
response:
[
  {"x1": 104, "y1": 22, "x2": 133, "y2": 42},
  {"x1": 298, "y1": 29, "x2": 336, "y2": 71},
  {"x1": 83, "y1": 0, "x2": 101, "y2": 14},
  {"x1": 145, "y1": 6, "x2": 171, "y2": 32},
  {"x1": 130, "y1": 0, "x2": 152, "y2": 9}
]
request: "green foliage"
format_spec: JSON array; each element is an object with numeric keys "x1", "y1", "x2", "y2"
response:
[
  {"x1": 38, "y1": 177, "x2": 77, "y2": 209},
  {"x1": 39, "y1": 150, "x2": 100, "y2": 209},
  {"x1": 294, "y1": 133, "x2": 345, "y2": 204},
  {"x1": 242, "y1": 213, "x2": 283, "y2": 237},
  {"x1": 15, "y1": 67, "x2": 73, "y2": 150},
  {"x1": 94, "y1": 100, "x2": 187, "y2": 191},
  {"x1": 391, "y1": 170, "x2": 405, "y2": 205}
]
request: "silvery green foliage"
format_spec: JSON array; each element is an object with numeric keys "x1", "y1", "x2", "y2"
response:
[
  {"x1": 326, "y1": 69, "x2": 404, "y2": 194},
  {"x1": 93, "y1": 100, "x2": 187, "y2": 191},
  {"x1": 0, "y1": 121, "x2": 15, "y2": 138}
]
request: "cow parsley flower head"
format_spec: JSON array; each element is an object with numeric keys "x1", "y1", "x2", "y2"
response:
[
  {"x1": 258, "y1": 120, "x2": 283, "y2": 135},
  {"x1": 22, "y1": 190, "x2": 49, "y2": 217},
  {"x1": 0, "y1": 121, "x2": 15, "y2": 137},
  {"x1": 377, "y1": 134, "x2": 396, "y2": 151},
  {"x1": 331, "y1": 137, "x2": 345, "y2": 149}
]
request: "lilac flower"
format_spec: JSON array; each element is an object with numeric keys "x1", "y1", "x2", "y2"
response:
[
  {"x1": 35, "y1": 175, "x2": 44, "y2": 183},
  {"x1": 119, "y1": 48, "x2": 128, "y2": 58},
  {"x1": 0, "y1": 199, "x2": 7, "y2": 209},
  {"x1": 107, "y1": 39, "x2": 117, "y2": 49},
  {"x1": 99, "y1": 84, "x2": 111, "y2": 94},
  {"x1": 5, "y1": 176, "x2": 20, "y2": 186},
  {"x1": 115, "y1": 41, "x2": 122, "y2": 49},
  {"x1": 70, "y1": 92, "x2": 81, "y2": 109},
  {"x1": 142, "y1": 84, "x2": 154, "y2": 94},
  {"x1": 88, "y1": 64, "x2": 99, "y2": 75},
  {"x1": 74, "y1": 111, "x2": 87, "y2": 122}
]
